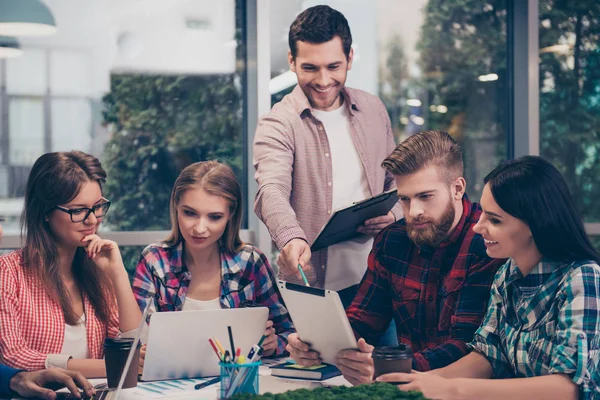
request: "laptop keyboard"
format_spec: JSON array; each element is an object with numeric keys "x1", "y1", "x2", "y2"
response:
[{"x1": 55, "y1": 389, "x2": 111, "y2": 400}]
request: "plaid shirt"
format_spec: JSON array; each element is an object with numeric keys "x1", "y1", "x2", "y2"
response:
[
  {"x1": 469, "y1": 259, "x2": 600, "y2": 399},
  {"x1": 132, "y1": 242, "x2": 294, "y2": 356},
  {"x1": 347, "y1": 195, "x2": 505, "y2": 371},
  {"x1": 0, "y1": 250, "x2": 121, "y2": 370}
]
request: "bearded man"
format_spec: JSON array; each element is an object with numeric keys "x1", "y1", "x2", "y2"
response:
[{"x1": 286, "y1": 130, "x2": 505, "y2": 385}]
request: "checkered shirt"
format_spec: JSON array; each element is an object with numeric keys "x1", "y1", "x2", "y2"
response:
[
  {"x1": 132, "y1": 242, "x2": 294, "y2": 356},
  {"x1": 347, "y1": 195, "x2": 505, "y2": 371},
  {"x1": 469, "y1": 258, "x2": 600, "y2": 399},
  {"x1": 0, "y1": 250, "x2": 120, "y2": 370}
]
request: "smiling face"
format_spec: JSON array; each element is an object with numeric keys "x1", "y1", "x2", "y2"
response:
[
  {"x1": 176, "y1": 186, "x2": 231, "y2": 253},
  {"x1": 289, "y1": 36, "x2": 353, "y2": 111},
  {"x1": 473, "y1": 183, "x2": 536, "y2": 260},
  {"x1": 395, "y1": 165, "x2": 465, "y2": 247},
  {"x1": 47, "y1": 180, "x2": 104, "y2": 248}
]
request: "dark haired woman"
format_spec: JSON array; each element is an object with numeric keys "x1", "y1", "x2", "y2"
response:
[
  {"x1": 0, "y1": 151, "x2": 142, "y2": 378},
  {"x1": 377, "y1": 156, "x2": 600, "y2": 400}
]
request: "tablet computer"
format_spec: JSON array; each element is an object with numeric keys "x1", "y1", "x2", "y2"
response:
[
  {"x1": 311, "y1": 189, "x2": 399, "y2": 251},
  {"x1": 278, "y1": 281, "x2": 358, "y2": 364}
]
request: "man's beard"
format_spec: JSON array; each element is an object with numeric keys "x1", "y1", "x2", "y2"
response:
[{"x1": 406, "y1": 199, "x2": 456, "y2": 248}]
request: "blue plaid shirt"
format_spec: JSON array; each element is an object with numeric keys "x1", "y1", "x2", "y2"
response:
[
  {"x1": 469, "y1": 258, "x2": 600, "y2": 398},
  {"x1": 132, "y1": 242, "x2": 294, "y2": 356}
]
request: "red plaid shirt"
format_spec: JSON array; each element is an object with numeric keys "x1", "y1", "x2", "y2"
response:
[
  {"x1": 0, "y1": 250, "x2": 120, "y2": 370},
  {"x1": 347, "y1": 195, "x2": 505, "y2": 371}
]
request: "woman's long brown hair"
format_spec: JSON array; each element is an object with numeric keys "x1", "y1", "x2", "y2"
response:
[{"x1": 21, "y1": 151, "x2": 113, "y2": 325}]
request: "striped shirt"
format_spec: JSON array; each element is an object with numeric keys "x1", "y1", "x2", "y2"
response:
[
  {"x1": 0, "y1": 250, "x2": 121, "y2": 370},
  {"x1": 469, "y1": 258, "x2": 600, "y2": 398},
  {"x1": 253, "y1": 85, "x2": 402, "y2": 288},
  {"x1": 347, "y1": 196, "x2": 505, "y2": 371},
  {"x1": 132, "y1": 242, "x2": 294, "y2": 356}
]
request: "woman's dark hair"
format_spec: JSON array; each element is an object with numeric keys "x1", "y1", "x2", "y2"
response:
[
  {"x1": 21, "y1": 151, "x2": 113, "y2": 325},
  {"x1": 288, "y1": 5, "x2": 352, "y2": 59},
  {"x1": 484, "y1": 155, "x2": 599, "y2": 264}
]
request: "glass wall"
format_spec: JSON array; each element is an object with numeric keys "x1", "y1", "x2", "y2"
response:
[
  {"x1": 268, "y1": 0, "x2": 509, "y2": 200},
  {"x1": 539, "y1": 0, "x2": 600, "y2": 223},
  {"x1": 0, "y1": 0, "x2": 247, "y2": 270}
]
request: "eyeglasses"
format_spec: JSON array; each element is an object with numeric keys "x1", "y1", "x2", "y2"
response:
[{"x1": 54, "y1": 198, "x2": 111, "y2": 223}]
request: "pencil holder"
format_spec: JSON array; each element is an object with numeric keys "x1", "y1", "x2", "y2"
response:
[{"x1": 219, "y1": 361, "x2": 261, "y2": 399}]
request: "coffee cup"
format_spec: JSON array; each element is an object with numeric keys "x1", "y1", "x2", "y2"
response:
[
  {"x1": 371, "y1": 344, "x2": 413, "y2": 380},
  {"x1": 104, "y1": 338, "x2": 140, "y2": 389}
]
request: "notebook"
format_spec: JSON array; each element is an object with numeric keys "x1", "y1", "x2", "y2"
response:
[{"x1": 270, "y1": 361, "x2": 342, "y2": 380}]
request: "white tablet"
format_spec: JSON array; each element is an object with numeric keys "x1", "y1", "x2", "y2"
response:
[
  {"x1": 278, "y1": 281, "x2": 358, "y2": 364},
  {"x1": 142, "y1": 307, "x2": 268, "y2": 381}
]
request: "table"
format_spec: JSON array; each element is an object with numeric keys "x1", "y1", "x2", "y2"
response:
[{"x1": 83, "y1": 358, "x2": 350, "y2": 400}]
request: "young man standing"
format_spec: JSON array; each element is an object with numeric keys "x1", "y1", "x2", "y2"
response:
[
  {"x1": 253, "y1": 5, "x2": 401, "y2": 311},
  {"x1": 286, "y1": 130, "x2": 505, "y2": 385}
]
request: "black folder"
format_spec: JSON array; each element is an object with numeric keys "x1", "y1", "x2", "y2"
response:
[{"x1": 310, "y1": 189, "x2": 399, "y2": 251}]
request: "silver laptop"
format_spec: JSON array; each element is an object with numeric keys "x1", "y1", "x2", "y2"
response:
[{"x1": 141, "y1": 307, "x2": 269, "y2": 381}]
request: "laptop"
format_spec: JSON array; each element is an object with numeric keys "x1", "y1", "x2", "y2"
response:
[
  {"x1": 56, "y1": 301, "x2": 151, "y2": 400},
  {"x1": 141, "y1": 307, "x2": 269, "y2": 381}
]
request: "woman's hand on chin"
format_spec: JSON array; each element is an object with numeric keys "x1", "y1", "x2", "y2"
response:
[{"x1": 82, "y1": 234, "x2": 126, "y2": 279}]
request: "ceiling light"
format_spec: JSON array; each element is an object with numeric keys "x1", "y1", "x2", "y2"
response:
[
  {"x1": 406, "y1": 99, "x2": 422, "y2": 107},
  {"x1": 0, "y1": 0, "x2": 57, "y2": 37},
  {"x1": 0, "y1": 35, "x2": 22, "y2": 58}
]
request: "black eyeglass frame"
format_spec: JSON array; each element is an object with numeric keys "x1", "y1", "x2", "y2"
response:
[{"x1": 53, "y1": 198, "x2": 112, "y2": 223}]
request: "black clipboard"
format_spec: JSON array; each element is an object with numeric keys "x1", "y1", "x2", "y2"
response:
[{"x1": 310, "y1": 189, "x2": 399, "y2": 251}]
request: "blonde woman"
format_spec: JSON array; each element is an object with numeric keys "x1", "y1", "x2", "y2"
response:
[{"x1": 133, "y1": 161, "x2": 294, "y2": 357}]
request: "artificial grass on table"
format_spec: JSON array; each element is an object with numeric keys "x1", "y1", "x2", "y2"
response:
[{"x1": 231, "y1": 382, "x2": 428, "y2": 399}]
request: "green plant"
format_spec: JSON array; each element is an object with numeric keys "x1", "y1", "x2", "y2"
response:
[
  {"x1": 231, "y1": 382, "x2": 427, "y2": 400},
  {"x1": 99, "y1": 0, "x2": 246, "y2": 276},
  {"x1": 100, "y1": 73, "x2": 243, "y2": 274}
]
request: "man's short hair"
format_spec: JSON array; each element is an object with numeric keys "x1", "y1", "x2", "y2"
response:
[
  {"x1": 382, "y1": 130, "x2": 464, "y2": 184},
  {"x1": 288, "y1": 5, "x2": 352, "y2": 59}
]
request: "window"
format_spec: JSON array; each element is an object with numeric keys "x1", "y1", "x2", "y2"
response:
[
  {"x1": 539, "y1": 0, "x2": 600, "y2": 223},
  {"x1": 268, "y1": 0, "x2": 509, "y2": 200},
  {"x1": 0, "y1": 0, "x2": 248, "y2": 243}
]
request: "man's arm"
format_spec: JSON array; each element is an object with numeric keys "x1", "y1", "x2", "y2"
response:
[
  {"x1": 412, "y1": 257, "x2": 505, "y2": 371},
  {"x1": 253, "y1": 115, "x2": 306, "y2": 249}
]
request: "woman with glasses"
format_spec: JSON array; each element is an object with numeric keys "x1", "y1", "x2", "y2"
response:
[
  {"x1": 0, "y1": 151, "x2": 142, "y2": 377},
  {"x1": 377, "y1": 156, "x2": 600, "y2": 399},
  {"x1": 132, "y1": 161, "x2": 294, "y2": 357}
]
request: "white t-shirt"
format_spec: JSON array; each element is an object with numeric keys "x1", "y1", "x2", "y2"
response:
[
  {"x1": 312, "y1": 105, "x2": 373, "y2": 291},
  {"x1": 182, "y1": 297, "x2": 222, "y2": 311},
  {"x1": 61, "y1": 314, "x2": 89, "y2": 359}
]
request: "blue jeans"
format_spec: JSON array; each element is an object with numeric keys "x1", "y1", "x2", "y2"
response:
[{"x1": 337, "y1": 284, "x2": 398, "y2": 347}]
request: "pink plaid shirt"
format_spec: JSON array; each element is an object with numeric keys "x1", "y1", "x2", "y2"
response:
[
  {"x1": 0, "y1": 250, "x2": 120, "y2": 370},
  {"x1": 253, "y1": 85, "x2": 401, "y2": 288}
]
